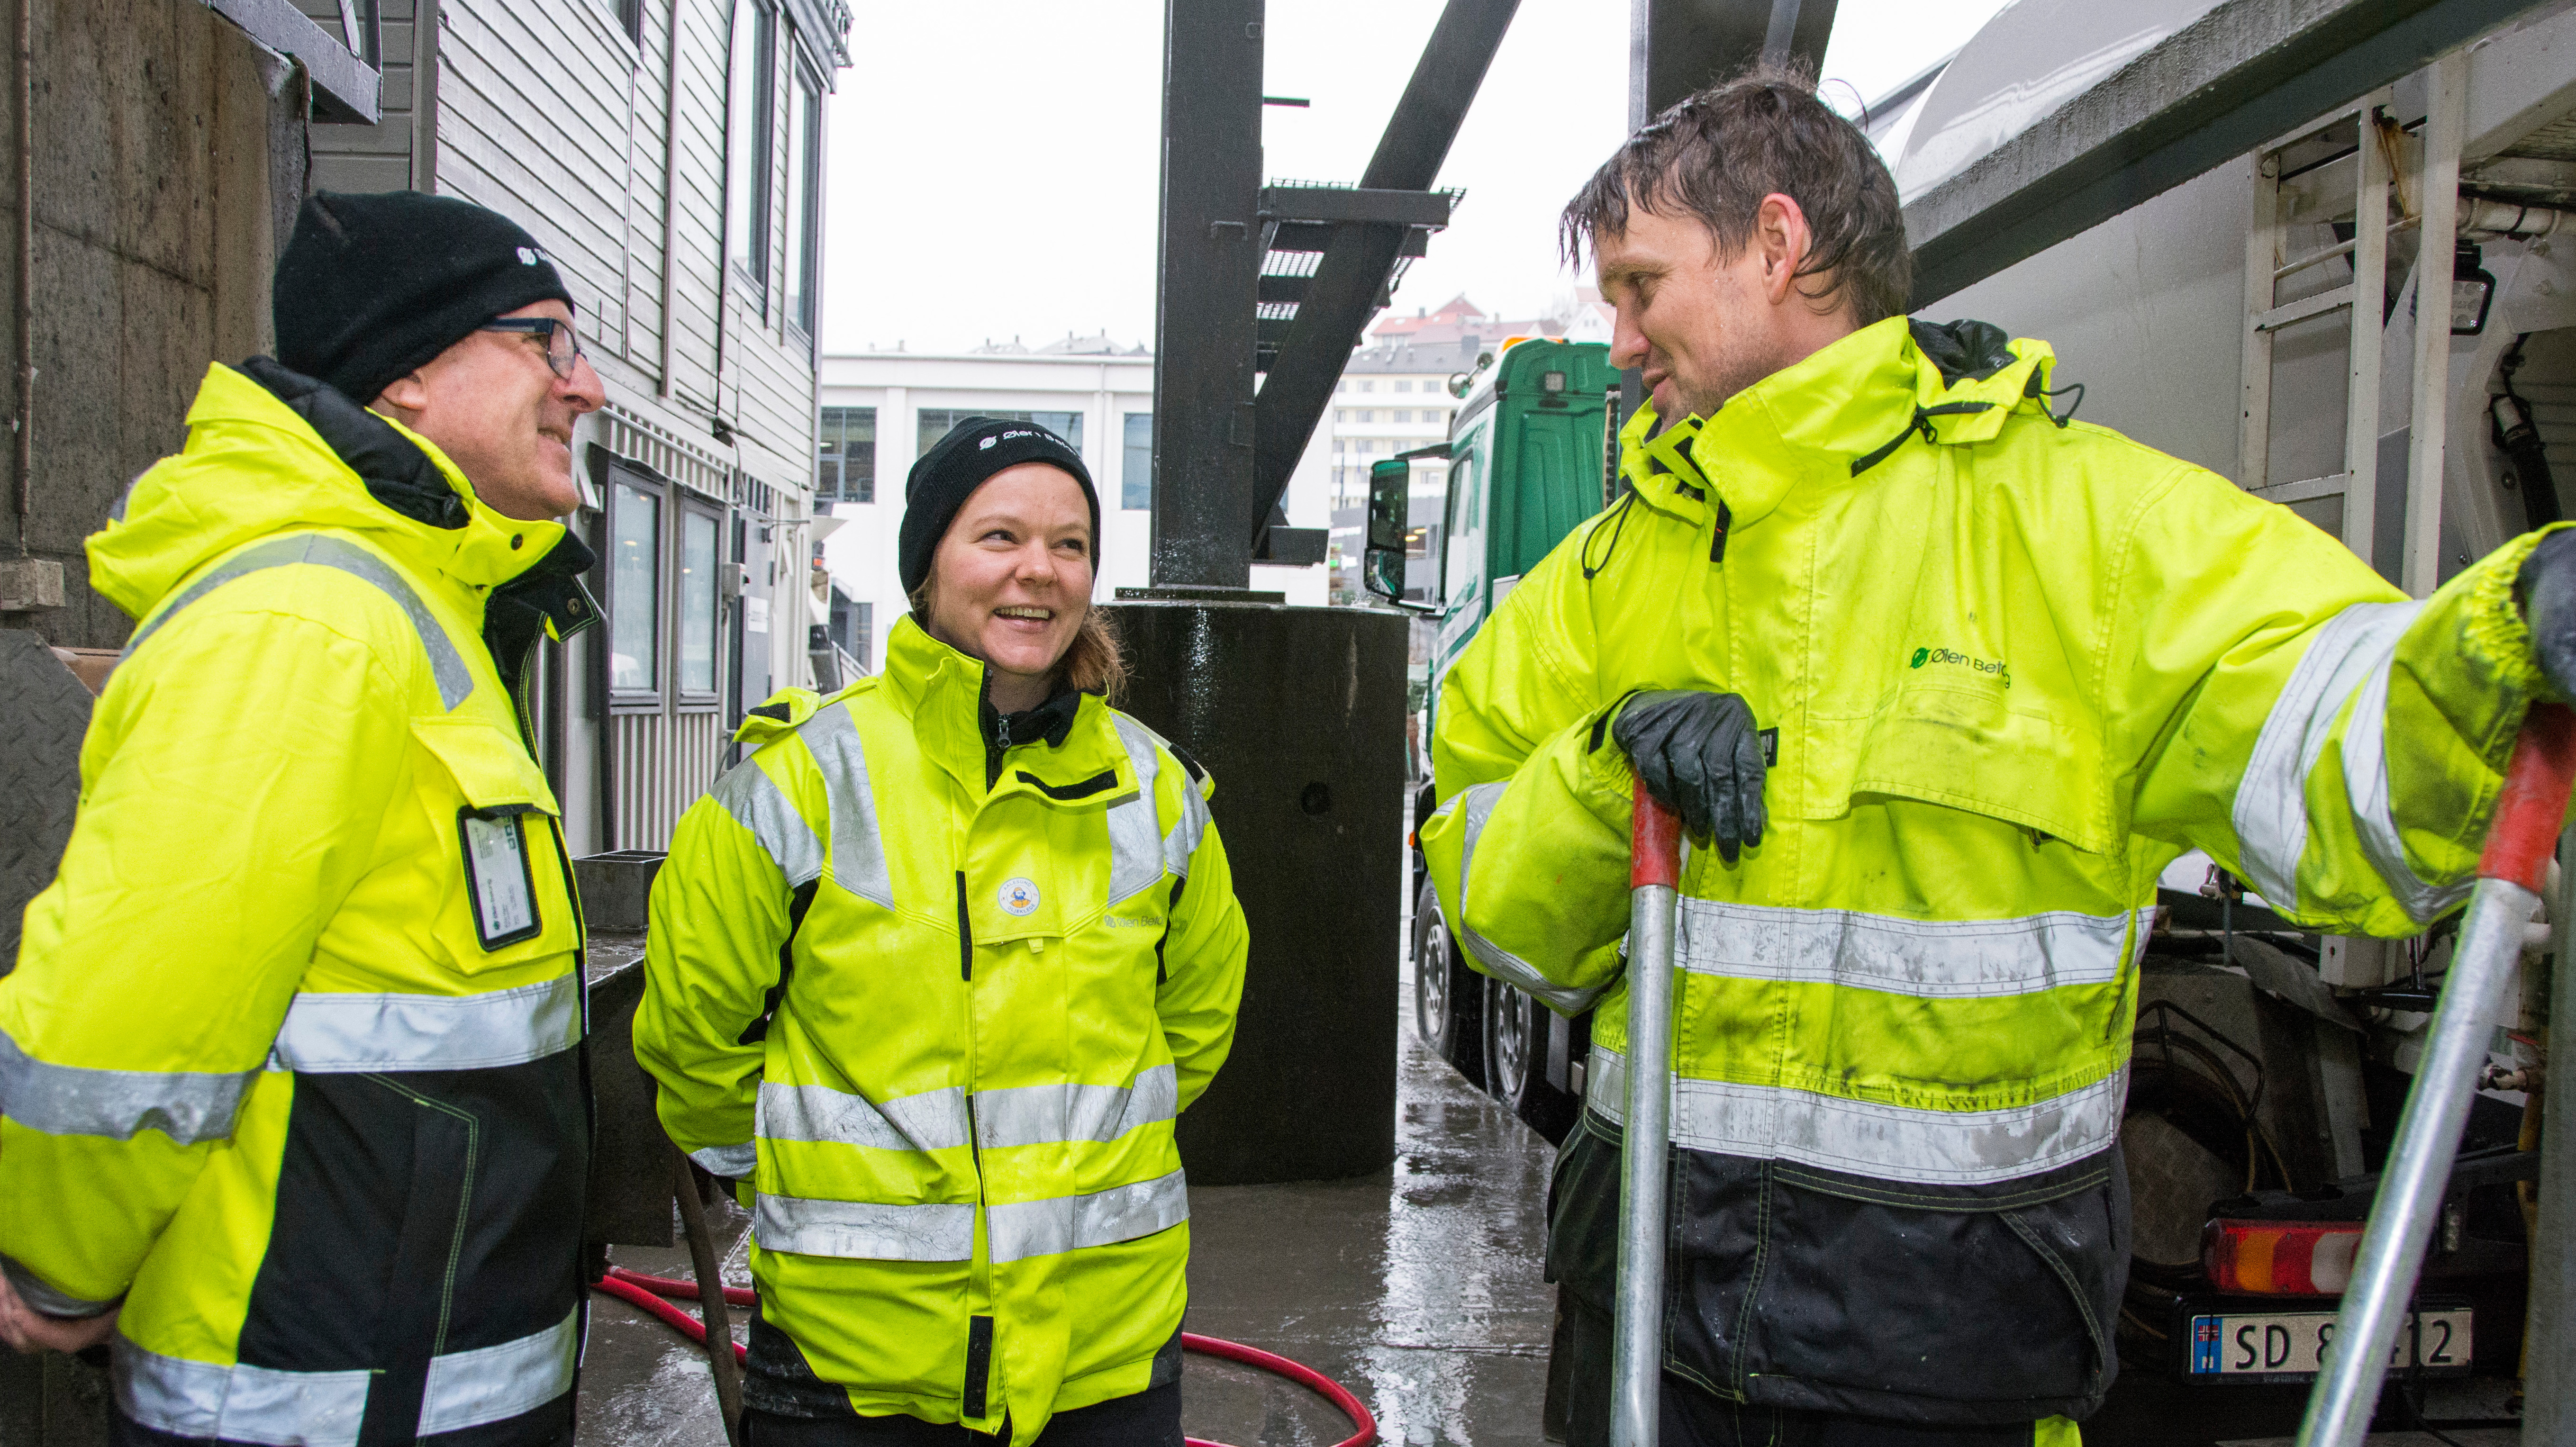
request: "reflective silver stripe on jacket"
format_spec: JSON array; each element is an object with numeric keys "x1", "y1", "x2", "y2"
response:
[
  {"x1": 0, "y1": 1026, "x2": 254, "y2": 1146},
  {"x1": 1106, "y1": 717, "x2": 1167, "y2": 903},
  {"x1": 2341, "y1": 651, "x2": 2474, "y2": 924},
  {"x1": 972, "y1": 1064, "x2": 1179, "y2": 1149},
  {"x1": 986, "y1": 1167, "x2": 1189, "y2": 1264},
  {"x1": 416, "y1": 1309, "x2": 581, "y2": 1437},
  {"x1": 122, "y1": 534, "x2": 474, "y2": 711},
  {"x1": 753, "y1": 1194, "x2": 975, "y2": 1261},
  {"x1": 115, "y1": 1309, "x2": 576, "y2": 1447},
  {"x1": 2231, "y1": 601, "x2": 2421, "y2": 910},
  {"x1": 1447, "y1": 782, "x2": 1608, "y2": 1016},
  {"x1": 759, "y1": 1081, "x2": 971, "y2": 1152},
  {"x1": 1677, "y1": 900, "x2": 2146, "y2": 999},
  {"x1": 1587, "y1": 1046, "x2": 2125, "y2": 1187},
  {"x1": 712, "y1": 756, "x2": 824, "y2": 888},
  {"x1": 268, "y1": 975, "x2": 580, "y2": 1073},
  {"x1": 802, "y1": 701, "x2": 895, "y2": 908},
  {"x1": 690, "y1": 1141, "x2": 758, "y2": 1178}
]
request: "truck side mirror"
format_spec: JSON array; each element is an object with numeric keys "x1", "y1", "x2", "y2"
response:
[{"x1": 1363, "y1": 460, "x2": 1409, "y2": 604}]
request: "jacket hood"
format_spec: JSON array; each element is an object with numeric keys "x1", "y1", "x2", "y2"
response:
[
  {"x1": 89, "y1": 361, "x2": 571, "y2": 623},
  {"x1": 1619, "y1": 316, "x2": 2065, "y2": 532}
]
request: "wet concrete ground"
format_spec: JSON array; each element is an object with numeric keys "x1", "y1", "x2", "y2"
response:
[{"x1": 575, "y1": 1017, "x2": 1559, "y2": 1447}]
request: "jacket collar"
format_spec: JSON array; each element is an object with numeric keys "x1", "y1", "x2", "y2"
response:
[
  {"x1": 1622, "y1": 316, "x2": 2060, "y2": 533},
  {"x1": 880, "y1": 616, "x2": 1124, "y2": 798}
]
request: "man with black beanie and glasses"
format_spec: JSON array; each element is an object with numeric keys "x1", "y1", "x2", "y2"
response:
[{"x1": 0, "y1": 189, "x2": 607, "y2": 1447}]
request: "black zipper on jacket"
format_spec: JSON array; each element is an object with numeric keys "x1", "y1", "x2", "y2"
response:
[{"x1": 955, "y1": 871, "x2": 973, "y2": 981}]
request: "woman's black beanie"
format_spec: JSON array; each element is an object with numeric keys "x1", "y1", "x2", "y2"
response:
[{"x1": 900, "y1": 417, "x2": 1100, "y2": 596}]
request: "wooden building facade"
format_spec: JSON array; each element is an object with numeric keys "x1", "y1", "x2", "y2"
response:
[{"x1": 297, "y1": 0, "x2": 850, "y2": 853}]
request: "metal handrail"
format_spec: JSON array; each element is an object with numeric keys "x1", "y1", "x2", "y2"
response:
[
  {"x1": 2298, "y1": 702, "x2": 2576, "y2": 1445},
  {"x1": 1611, "y1": 783, "x2": 1683, "y2": 1447}
]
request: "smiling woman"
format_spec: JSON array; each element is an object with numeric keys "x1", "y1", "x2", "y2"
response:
[{"x1": 634, "y1": 415, "x2": 1249, "y2": 1446}]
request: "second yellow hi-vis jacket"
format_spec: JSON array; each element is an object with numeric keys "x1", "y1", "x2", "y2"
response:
[
  {"x1": 0, "y1": 359, "x2": 597, "y2": 1447},
  {"x1": 1420, "y1": 316, "x2": 2561, "y2": 1428},
  {"x1": 635, "y1": 615, "x2": 1248, "y2": 1443}
]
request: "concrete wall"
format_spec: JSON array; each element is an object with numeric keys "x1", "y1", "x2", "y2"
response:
[{"x1": 0, "y1": 0, "x2": 304, "y2": 652}]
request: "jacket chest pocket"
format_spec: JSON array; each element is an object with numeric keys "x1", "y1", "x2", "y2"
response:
[
  {"x1": 1794, "y1": 684, "x2": 2109, "y2": 853},
  {"x1": 411, "y1": 717, "x2": 574, "y2": 967}
]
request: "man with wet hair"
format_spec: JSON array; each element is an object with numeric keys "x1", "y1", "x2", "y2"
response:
[{"x1": 1422, "y1": 67, "x2": 2576, "y2": 1446}]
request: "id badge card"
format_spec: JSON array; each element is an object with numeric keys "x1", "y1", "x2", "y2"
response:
[{"x1": 459, "y1": 809, "x2": 543, "y2": 950}]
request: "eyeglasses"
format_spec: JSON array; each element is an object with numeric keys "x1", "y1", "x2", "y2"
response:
[{"x1": 479, "y1": 317, "x2": 587, "y2": 380}]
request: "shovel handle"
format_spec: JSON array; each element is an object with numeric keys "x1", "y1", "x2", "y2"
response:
[
  {"x1": 2479, "y1": 701, "x2": 2576, "y2": 890},
  {"x1": 1632, "y1": 783, "x2": 1683, "y2": 889}
]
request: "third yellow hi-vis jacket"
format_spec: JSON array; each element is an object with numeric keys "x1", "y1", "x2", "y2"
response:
[
  {"x1": 1419, "y1": 316, "x2": 2561, "y2": 1427},
  {"x1": 635, "y1": 615, "x2": 1247, "y2": 1443}
]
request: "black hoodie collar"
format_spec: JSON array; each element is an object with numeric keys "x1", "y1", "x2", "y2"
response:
[
  {"x1": 979, "y1": 678, "x2": 1085, "y2": 789},
  {"x1": 239, "y1": 356, "x2": 600, "y2": 687}
]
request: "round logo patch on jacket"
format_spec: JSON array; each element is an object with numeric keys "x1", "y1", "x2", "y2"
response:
[{"x1": 999, "y1": 878, "x2": 1039, "y2": 916}]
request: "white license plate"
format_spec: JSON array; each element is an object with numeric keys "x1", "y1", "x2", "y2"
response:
[{"x1": 2186, "y1": 1307, "x2": 2471, "y2": 1377}]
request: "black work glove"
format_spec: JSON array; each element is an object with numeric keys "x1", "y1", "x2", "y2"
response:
[
  {"x1": 2521, "y1": 528, "x2": 2576, "y2": 698},
  {"x1": 1609, "y1": 690, "x2": 1768, "y2": 864}
]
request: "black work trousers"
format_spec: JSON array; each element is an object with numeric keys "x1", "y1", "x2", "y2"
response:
[
  {"x1": 1560, "y1": 1298, "x2": 2047, "y2": 1447},
  {"x1": 740, "y1": 1377, "x2": 1182, "y2": 1447}
]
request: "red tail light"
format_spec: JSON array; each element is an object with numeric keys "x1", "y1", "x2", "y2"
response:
[{"x1": 2202, "y1": 1219, "x2": 2365, "y2": 1295}]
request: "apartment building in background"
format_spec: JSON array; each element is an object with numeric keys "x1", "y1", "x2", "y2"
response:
[
  {"x1": 296, "y1": 0, "x2": 851, "y2": 851},
  {"x1": 813, "y1": 337, "x2": 1333, "y2": 674}
]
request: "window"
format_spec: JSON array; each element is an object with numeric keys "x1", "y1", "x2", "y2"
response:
[
  {"x1": 609, "y1": 481, "x2": 660, "y2": 693},
  {"x1": 1122, "y1": 413, "x2": 1152, "y2": 510},
  {"x1": 1359, "y1": 380, "x2": 1375, "y2": 392},
  {"x1": 679, "y1": 511, "x2": 719, "y2": 695},
  {"x1": 616, "y1": 0, "x2": 644, "y2": 43},
  {"x1": 828, "y1": 592, "x2": 872, "y2": 668},
  {"x1": 1394, "y1": 410, "x2": 1411, "y2": 424},
  {"x1": 916, "y1": 408, "x2": 1083, "y2": 457},
  {"x1": 816, "y1": 407, "x2": 876, "y2": 503},
  {"x1": 725, "y1": 0, "x2": 777, "y2": 307},
  {"x1": 785, "y1": 60, "x2": 823, "y2": 335},
  {"x1": 1395, "y1": 380, "x2": 1413, "y2": 392}
]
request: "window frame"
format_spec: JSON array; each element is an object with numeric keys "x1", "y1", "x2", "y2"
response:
[
  {"x1": 606, "y1": 466, "x2": 666, "y2": 711},
  {"x1": 785, "y1": 55, "x2": 825, "y2": 341},
  {"x1": 816, "y1": 405, "x2": 877, "y2": 505},
  {"x1": 724, "y1": 0, "x2": 779, "y2": 313},
  {"x1": 674, "y1": 496, "x2": 727, "y2": 710}
]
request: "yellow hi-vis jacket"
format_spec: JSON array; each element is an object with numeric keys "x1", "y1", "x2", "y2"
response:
[
  {"x1": 635, "y1": 615, "x2": 1248, "y2": 1441},
  {"x1": 1420, "y1": 317, "x2": 2559, "y2": 1427},
  {"x1": 0, "y1": 360, "x2": 597, "y2": 1446}
]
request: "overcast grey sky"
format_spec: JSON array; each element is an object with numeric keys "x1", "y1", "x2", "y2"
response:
[{"x1": 821, "y1": 0, "x2": 2012, "y2": 355}]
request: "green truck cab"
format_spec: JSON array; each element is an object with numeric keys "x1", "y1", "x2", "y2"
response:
[{"x1": 1367, "y1": 336, "x2": 1618, "y2": 1141}]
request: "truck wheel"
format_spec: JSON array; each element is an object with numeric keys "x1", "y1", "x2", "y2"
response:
[
  {"x1": 1412, "y1": 878, "x2": 1457, "y2": 1054},
  {"x1": 1485, "y1": 974, "x2": 1539, "y2": 1107}
]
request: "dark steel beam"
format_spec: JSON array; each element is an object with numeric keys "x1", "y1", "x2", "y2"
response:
[
  {"x1": 1904, "y1": 0, "x2": 2556, "y2": 307},
  {"x1": 1259, "y1": 185, "x2": 1456, "y2": 229},
  {"x1": 1148, "y1": 0, "x2": 1264, "y2": 588},
  {"x1": 1265, "y1": 221, "x2": 1433, "y2": 257},
  {"x1": 203, "y1": 0, "x2": 381, "y2": 123},
  {"x1": 1247, "y1": 0, "x2": 1521, "y2": 549},
  {"x1": 1628, "y1": 0, "x2": 1836, "y2": 127}
]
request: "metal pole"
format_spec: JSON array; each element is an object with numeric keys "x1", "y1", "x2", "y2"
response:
[
  {"x1": 1612, "y1": 783, "x2": 1682, "y2": 1447},
  {"x1": 2400, "y1": 49, "x2": 2465, "y2": 598},
  {"x1": 2298, "y1": 704, "x2": 2576, "y2": 1447},
  {"x1": 1147, "y1": 0, "x2": 1262, "y2": 589},
  {"x1": 2527, "y1": 820, "x2": 2576, "y2": 1441},
  {"x1": 669, "y1": 1144, "x2": 745, "y2": 1447},
  {"x1": 16, "y1": 0, "x2": 33, "y2": 559}
]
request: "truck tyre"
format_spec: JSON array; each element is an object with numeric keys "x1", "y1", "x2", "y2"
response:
[
  {"x1": 1412, "y1": 877, "x2": 1458, "y2": 1056},
  {"x1": 1485, "y1": 974, "x2": 1539, "y2": 1109}
]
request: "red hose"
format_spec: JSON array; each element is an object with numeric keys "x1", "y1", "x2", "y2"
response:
[
  {"x1": 1180, "y1": 1330, "x2": 1376, "y2": 1447},
  {"x1": 607, "y1": 1266, "x2": 759, "y2": 1309},
  {"x1": 591, "y1": 1274, "x2": 745, "y2": 1365},
  {"x1": 591, "y1": 1273, "x2": 1375, "y2": 1446}
]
